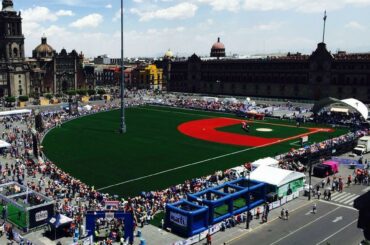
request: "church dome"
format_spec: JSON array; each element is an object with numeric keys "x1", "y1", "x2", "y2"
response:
[
  {"x1": 164, "y1": 49, "x2": 174, "y2": 59},
  {"x1": 210, "y1": 37, "x2": 226, "y2": 58},
  {"x1": 2, "y1": 0, "x2": 15, "y2": 12},
  {"x1": 33, "y1": 37, "x2": 55, "y2": 59}
]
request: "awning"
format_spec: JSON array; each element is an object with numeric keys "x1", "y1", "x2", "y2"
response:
[
  {"x1": 250, "y1": 165, "x2": 305, "y2": 187},
  {"x1": 49, "y1": 214, "x2": 73, "y2": 228},
  {"x1": 0, "y1": 140, "x2": 11, "y2": 149},
  {"x1": 0, "y1": 109, "x2": 32, "y2": 117}
]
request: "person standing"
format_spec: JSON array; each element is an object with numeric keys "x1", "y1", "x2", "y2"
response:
[
  {"x1": 285, "y1": 209, "x2": 289, "y2": 220},
  {"x1": 206, "y1": 233, "x2": 212, "y2": 245},
  {"x1": 280, "y1": 208, "x2": 285, "y2": 220}
]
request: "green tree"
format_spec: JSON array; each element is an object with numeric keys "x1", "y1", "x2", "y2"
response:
[
  {"x1": 44, "y1": 94, "x2": 53, "y2": 100},
  {"x1": 66, "y1": 90, "x2": 77, "y2": 96},
  {"x1": 77, "y1": 89, "x2": 87, "y2": 96},
  {"x1": 87, "y1": 89, "x2": 96, "y2": 96},
  {"x1": 5, "y1": 96, "x2": 16, "y2": 103},
  {"x1": 18, "y1": 96, "x2": 29, "y2": 102},
  {"x1": 97, "y1": 89, "x2": 105, "y2": 95}
]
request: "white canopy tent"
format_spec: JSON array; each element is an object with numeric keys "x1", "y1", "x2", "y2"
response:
[
  {"x1": 0, "y1": 140, "x2": 11, "y2": 149},
  {"x1": 251, "y1": 157, "x2": 279, "y2": 171},
  {"x1": 0, "y1": 109, "x2": 32, "y2": 117},
  {"x1": 250, "y1": 165, "x2": 305, "y2": 187},
  {"x1": 341, "y1": 98, "x2": 368, "y2": 120}
]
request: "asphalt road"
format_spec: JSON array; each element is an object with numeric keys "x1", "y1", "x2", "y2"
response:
[{"x1": 230, "y1": 201, "x2": 363, "y2": 245}]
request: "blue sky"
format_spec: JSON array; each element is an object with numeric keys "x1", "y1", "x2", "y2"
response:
[{"x1": 12, "y1": 0, "x2": 370, "y2": 58}]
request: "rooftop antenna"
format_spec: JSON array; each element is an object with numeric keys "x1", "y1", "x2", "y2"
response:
[{"x1": 322, "y1": 10, "x2": 327, "y2": 43}]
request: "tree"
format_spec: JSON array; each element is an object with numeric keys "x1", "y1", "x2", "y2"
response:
[
  {"x1": 87, "y1": 89, "x2": 96, "y2": 96},
  {"x1": 97, "y1": 89, "x2": 105, "y2": 95},
  {"x1": 77, "y1": 89, "x2": 87, "y2": 96},
  {"x1": 5, "y1": 96, "x2": 16, "y2": 103},
  {"x1": 18, "y1": 96, "x2": 29, "y2": 102},
  {"x1": 66, "y1": 90, "x2": 77, "y2": 96},
  {"x1": 44, "y1": 94, "x2": 53, "y2": 100}
]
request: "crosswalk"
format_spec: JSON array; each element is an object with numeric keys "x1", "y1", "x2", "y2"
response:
[{"x1": 328, "y1": 191, "x2": 359, "y2": 206}]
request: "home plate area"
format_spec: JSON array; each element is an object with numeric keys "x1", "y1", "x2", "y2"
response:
[{"x1": 178, "y1": 117, "x2": 328, "y2": 148}]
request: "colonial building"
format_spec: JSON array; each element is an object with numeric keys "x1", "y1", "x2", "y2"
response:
[
  {"x1": 163, "y1": 40, "x2": 370, "y2": 102},
  {"x1": 0, "y1": 0, "x2": 31, "y2": 97},
  {"x1": 131, "y1": 64, "x2": 164, "y2": 90},
  {"x1": 29, "y1": 37, "x2": 91, "y2": 95}
]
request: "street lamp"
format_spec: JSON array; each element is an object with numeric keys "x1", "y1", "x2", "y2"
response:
[
  {"x1": 246, "y1": 171, "x2": 250, "y2": 229},
  {"x1": 119, "y1": 0, "x2": 126, "y2": 134}
]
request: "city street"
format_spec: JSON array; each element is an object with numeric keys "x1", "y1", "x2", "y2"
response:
[{"x1": 230, "y1": 201, "x2": 362, "y2": 245}]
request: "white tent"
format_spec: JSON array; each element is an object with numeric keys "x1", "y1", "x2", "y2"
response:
[
  {"x1": 251, "y1": 157, "x2": 279, "y2": 171},
  {"x1": 0, "y1": 140, "x2": 11, "y2": 149},
  {"x1": 0, "y1": 109, "x2": 32, "y2": 117},
  {"x1": 250, "y1": 165, "x2": 305, "y2": 187},
  {"x1": 341, "y1": 98, "x2": 368, "y2": 120}
]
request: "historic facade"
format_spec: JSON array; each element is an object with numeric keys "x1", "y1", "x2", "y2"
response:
[
  {"x1": 29, "y1": 38, "x2": 91, "y2": 95},
  {"x1": 0, "y1": 0, "x2": 31, "y2": 97},
  {"x1": 163, "y1": 41, "x2": 370, "y2": 102}
]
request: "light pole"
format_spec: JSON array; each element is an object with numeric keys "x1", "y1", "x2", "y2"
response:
[
  {"x1": 308, "y1": 155, "x2": 312, "y2": 201},
  {"x1": 246, "y1": 171, "x2": 250, "y2": 229},
  {"x1": 119, "y1": 0, "x2": 126, "y2": 134}
]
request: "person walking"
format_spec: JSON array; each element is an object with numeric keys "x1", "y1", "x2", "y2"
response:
[
  {"x1": 285, "y1": 209, "x2": 289, "y2": 220},
  {"x1": 312, "y1": 203, "x2": 317, "y2": 214},
  {"x1": 328, "y1": 191, "x2": 332, "y2": 201},
  {"x1": 317, "y1": 191, "x2": 321, "y2": 200},
  {"x1": 280, "y1": 208, "x2": 285, "y2": 220}
]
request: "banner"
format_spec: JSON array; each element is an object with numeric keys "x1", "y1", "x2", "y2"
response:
[
  {"x1": 28, "y1": 203, "x2": 54, "y2": 229},
  {"x1": 286, "y1": 194, "x2": 293, "y2": 202},
  {"x1": 170, "y1": 211, "x2": 188, "y2": 227}
]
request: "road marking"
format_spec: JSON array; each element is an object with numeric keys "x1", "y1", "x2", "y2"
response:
[
  {"x1": 315, "y1": 219, "x2": 358, "y2": 245},
  {"x1": 342, "y1": 194, "x2": 359, "y2": 204},
  {"x1": 225, "y1": 201, "x2": 313, "y2": 245},
  {"x1": 318, "y1": 199, "x2": 357, "y2": 211},
  {"x1": 331, "y1": 192, "x2": 351, "y2": 202},
  {"x1": 305, "y1": 211, "x2": 312, "y2": 215},
  {"x1": 269, "y1": 207, "x2": 340, "y2": 245},
  {"x1": 363, "y1": 186, "x2": 370, "y2": 192},
  {"x1": 332, "y1": 216, "x2": 343, "y2": 223},
  {"x1": 338, "y1": 193, "x2": 358, "y2": 203}
]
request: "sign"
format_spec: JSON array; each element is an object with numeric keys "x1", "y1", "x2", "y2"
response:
[
  {"x1": 28, "y1": 203, "x2": 54, "y2": 229},
  {"x1": 35, "y1": 210, "x2": 48, "y2": 222},
  {"x1": 301, "y1": 136, "x2": 308, "y2": 143},
  {"x1": 105, "y1": 212, "x2": 115, "y2": 221},
  {"x1": 170, "y1": 212, "x2": 188, "y2": 227}
]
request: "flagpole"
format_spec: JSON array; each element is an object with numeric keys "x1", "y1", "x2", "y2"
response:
[
  {"x1": 322, "y1": 10, "x2": 327, "y2": 43},
  {"x1": 120, "y1": 0, "x2": 126, "y2": 134}
]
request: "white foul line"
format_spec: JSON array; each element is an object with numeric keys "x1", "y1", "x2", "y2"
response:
[
  {"x1": 269, "y1": 207, "x2": 341, "y2": 245},
  {"x1": 97, "y1": 140, "x2": 277, "y2": 191},
  {"x1": 315, "y1": 219, "x2": 358, "y2": 245}
]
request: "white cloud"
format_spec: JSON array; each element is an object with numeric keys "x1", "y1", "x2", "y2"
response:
[
  {"x1": 105, "y1": 4, "x2": 112, "y2": 9},
  {"x1": 131, "y1": 2, "x2": 198, "y2": 21},
  {"x1": 345, "y1": 21, "x2": 366, "y2": 30},
  {"x1": 70, "y1": 13, "x2": 104, "y2": 28},
  {"x1": 56, "y1": 10, "x2": 74, "y2": 16},
  {"x1": 198, "y1": 0, "x2": 242, "y2": 12},
  {"x1": 22, "y1": 6, "x2": 58, "y2": 22},
  {"x1": 253, "y1": 22, "x2": 283, "y2": 31}
]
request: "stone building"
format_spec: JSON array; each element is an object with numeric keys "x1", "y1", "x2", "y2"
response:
[
  {"x1": 163, "y1": 39, "x2": 370, "y2": 102},
  {"x1": 29, "y1": 37, "x2": 91, "y2": 95},
  {"x1": 0, "y1": 0, "x2": 31, "y2": 97}
]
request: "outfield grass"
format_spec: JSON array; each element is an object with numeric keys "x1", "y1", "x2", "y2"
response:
[{"x1": 42, "y1": 105, "x2": 348, "y2": 197}]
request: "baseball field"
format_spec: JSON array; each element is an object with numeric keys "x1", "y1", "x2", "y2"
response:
[{"x1": 42, "y1": 105, "x2": 348, "y2": 197}]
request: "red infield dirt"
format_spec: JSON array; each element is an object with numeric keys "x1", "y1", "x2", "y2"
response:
[{"x1": 177, "y1": 118, "x2": 331, "y2": 147}]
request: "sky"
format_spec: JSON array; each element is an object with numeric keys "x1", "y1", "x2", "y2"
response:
[{"x1": 10, "y1": 0, "x2": 370, "y2": 58}]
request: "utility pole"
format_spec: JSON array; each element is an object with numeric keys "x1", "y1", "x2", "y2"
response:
[
  {"x1": 120, "y1": 0, "x2": 126, "y2": 133},
  {"x1": 246, "y1": 171, "x2": 250, "y2": 229}
]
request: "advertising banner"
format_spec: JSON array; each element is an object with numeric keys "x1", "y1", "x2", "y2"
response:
[
  {"x1": 170, "y1": 211, "x2": 188, "y2": 227},
  {"x1": 28, "y1": 203, "x2": 54, "y2": 229}
]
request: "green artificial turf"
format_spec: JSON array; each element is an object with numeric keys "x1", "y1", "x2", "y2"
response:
[
  {"x1": 42, "y1": 105, "x2": 348, "y2": 197},
  {"x1": 0, "y1": 204, "x2": 27, "y2": 228}
]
